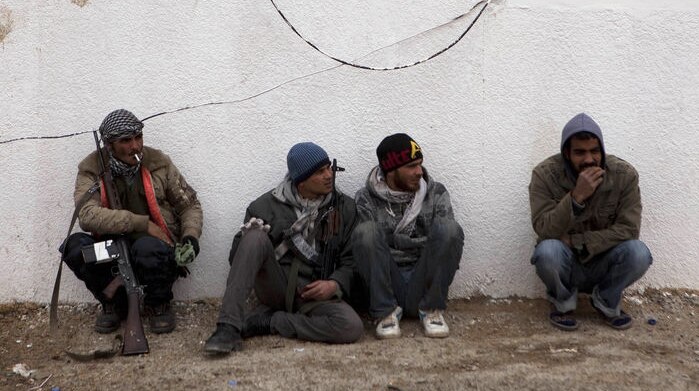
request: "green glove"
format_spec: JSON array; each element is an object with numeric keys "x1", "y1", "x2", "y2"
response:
[{"x1": 175, "y1": 241, "x2": 196, "y2": 266}]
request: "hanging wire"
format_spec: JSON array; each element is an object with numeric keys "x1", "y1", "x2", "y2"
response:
[
  {"x1": 270, "y1": 0, "x2": 490, "y2": 71},
  {"x1": 0, "y1": 0, "x2": 491, "y2": 144}
]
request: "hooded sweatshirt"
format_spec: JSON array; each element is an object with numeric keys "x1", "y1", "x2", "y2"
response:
[{"x1": 528, "y1": 113, "x2": 642, "y2": 263}]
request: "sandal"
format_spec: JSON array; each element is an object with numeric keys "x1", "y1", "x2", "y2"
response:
[
  {"x1": 549, "y1": 309, "x2": 579, "y2": 331},
  {"x1": 590, "y1": 298, "x2": 633, "y2": 330}
]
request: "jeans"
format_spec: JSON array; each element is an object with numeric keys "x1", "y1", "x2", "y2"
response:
[
  {"x1": 531, "y1": 239, "x2": 652, "y2": 317},
  {"x1": 353, "y1": 218, "x2": 464, "y2": 319}
]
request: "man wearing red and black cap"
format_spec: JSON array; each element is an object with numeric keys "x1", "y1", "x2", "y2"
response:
[{"x1": 353, "y1": 133, "x2": 464, "y2": 339}]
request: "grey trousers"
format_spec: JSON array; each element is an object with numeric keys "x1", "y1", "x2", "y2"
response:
[
  {"x1": 217, "y1": 230, "x2": 363, "y2": 344},
  {"x1": 531, "y1": 239, "x2": 652, "y2": 317},
  {"x1": 353, "y1": 218, "x2": 464, "y2": 319}
]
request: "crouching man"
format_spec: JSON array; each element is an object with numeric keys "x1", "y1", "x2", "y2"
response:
[
  {"x1": 61, "y1": 109, "x2": 202, "y2": 334},
  {"x1": 529, "y1": 113, "x2": 652, "y2": 330}
]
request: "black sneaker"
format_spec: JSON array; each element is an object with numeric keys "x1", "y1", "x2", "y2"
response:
[
  {"x1": 204, "y1": 323, "x2": 243, "y2": 354},
  {"x1": 94, "y1": 303, "x2": 120, "y2": 334},
  {"x1": 242, "y1": 308, "x2": 274, "y2": 338},
  {"x1": 146, "y1": 303, "x2": 176, "y2": 334}
]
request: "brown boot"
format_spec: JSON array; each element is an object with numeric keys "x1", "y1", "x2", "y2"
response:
[{"x1": 146, "y1": 303, "x2": 176, "y2": 334}]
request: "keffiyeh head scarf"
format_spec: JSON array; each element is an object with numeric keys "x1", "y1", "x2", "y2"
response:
[{"x1": 99, "y1": 109, "x2": 144, "y2": 178}]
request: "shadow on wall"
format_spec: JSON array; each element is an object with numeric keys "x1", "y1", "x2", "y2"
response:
[{"x1": 0, "y1": 6, "x2": 13, "y2": 45}]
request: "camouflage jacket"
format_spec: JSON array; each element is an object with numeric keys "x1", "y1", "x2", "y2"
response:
[{"x1": 74, "y1": 146, "x2": 203, "y2": 241}]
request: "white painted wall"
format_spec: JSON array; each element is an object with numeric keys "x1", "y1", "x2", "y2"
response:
[{"x1": 1, "y1": 0, "x2": 697, "y2": 303}]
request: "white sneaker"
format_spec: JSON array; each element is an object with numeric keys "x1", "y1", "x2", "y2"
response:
[
  {"x1": 376, "y1": 306, "x2": 403, "y2": 339},
  {"x1": 420, "y1": 309, "x2": 449, "y2": 338}
]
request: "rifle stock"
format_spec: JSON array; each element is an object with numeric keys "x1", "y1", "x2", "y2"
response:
[{"x1": 93, "y1": 131, "x2": 149, "y2": 356}]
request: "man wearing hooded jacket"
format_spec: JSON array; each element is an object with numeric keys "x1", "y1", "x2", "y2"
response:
[
  {"x1": 204, "y1": 142, "x2": 363, "y2": 354},
  {"x1": 61, "y1": 109, "x2": 203, "y2": 334},
  {"x1": 529, "y1": 113, "x2": 652, "y2": 331},
  {"x1": 353, "y1": 133, "x2": 464, "y2": 339}
]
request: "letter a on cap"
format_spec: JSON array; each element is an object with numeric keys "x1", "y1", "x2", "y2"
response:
[{"x1": 410, "y1": 140, "x2": 421, "y2": 159}]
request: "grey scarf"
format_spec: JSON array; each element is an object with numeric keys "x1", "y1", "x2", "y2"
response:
[{"x1": 368, "y1": 166, "x2": 426, "y2": 235}]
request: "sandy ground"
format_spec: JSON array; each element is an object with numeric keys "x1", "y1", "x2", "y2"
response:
[{"x1": 2, "y1": 289, "x2": 698, "y2": 391}]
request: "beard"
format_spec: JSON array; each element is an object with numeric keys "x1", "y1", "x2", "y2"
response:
[{"x1": 393, "y1": 170, "x2": 421, "y2": 192}]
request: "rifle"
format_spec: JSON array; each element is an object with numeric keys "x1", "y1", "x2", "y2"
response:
[
  {"x1": 92, "y1": 130, "x2": 149, "y2": 356},
  {"x1": 319, "y1": 158, "x2": 345, "y2": 279}
]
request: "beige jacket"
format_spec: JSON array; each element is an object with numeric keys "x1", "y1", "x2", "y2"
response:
[{"x1": 74, "y1": 146, "x2": 202, "y2": 241}]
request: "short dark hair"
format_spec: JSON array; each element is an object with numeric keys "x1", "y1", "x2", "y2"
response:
[{"x1": 563, "y1": 131, "x2": 598, "y2": 152}]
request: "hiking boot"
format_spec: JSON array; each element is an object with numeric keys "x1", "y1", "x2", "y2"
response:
[
  {"x1": 242, "y1": 309, "x2": 274, "y2": 338},
  {"x1": 204, "y1": 323, "x2": 243, "y2": 354},
  {"x1": 242, "y1": 308, "x2": 274, "y2": 338},
  {"x1": 94, "y1": 303, "x2": 120, "y2": 334},
  {"x1": 145, "y1": 303, "x2": 176, "y2": 334},
  {"x1": 376, "y1": 306, "x2": 402, "y2": 339},
  {"x1": 419, "y1": 309, "x2": 450, "y2": 338}
]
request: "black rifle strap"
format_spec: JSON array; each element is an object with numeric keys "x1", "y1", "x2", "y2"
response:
[
  {"x1": 285, "y1": 258, "x2": 301, "y2": 313},
  {"x1": 49, "y1": 181, "x2": 100, "y2": 332}
]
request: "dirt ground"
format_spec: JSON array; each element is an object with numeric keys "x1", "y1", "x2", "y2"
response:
[{"x1": 1, "y1": 289, "x2": 698, "y2": 391}]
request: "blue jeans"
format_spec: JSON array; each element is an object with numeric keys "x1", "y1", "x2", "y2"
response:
[
  {"x1": 531, "y1": 239, "x2": 652, "y2": 317},
  {"x1": 353, "y1": 218, "x2": 464, "y2": 319}
]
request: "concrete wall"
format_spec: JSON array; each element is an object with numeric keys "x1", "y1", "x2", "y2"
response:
[{"x1": 1, "y1": 0, "x2": 697, "y2": 303}]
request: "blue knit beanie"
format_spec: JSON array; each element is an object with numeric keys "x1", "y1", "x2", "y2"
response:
[{"x1": 287, "y1": 142, "x2": 331, "y2": 185}]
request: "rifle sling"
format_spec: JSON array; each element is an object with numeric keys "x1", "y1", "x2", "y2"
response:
[{"x1": 49, "y1": 181, "x2": 100, "y2": 332}]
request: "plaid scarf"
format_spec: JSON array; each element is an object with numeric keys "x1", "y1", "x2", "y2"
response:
[
  {"x1": 272, "y1": 175, "x2": 333, "y2": 260},
  {"x1": 108, "y1": 152, "x2": 140, "y2": 179}
]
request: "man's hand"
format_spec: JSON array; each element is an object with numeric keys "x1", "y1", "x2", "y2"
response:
[
  {"x1": 147, "y1": 220, "x2": 173, "y2": 246},
  {"x1": 240, "y1": 217, "x2": 271, "y2": 236},
  {"x1": 300, "y1": 280, "x2": 338, "y2": 301},
  {"x1": 571, "y1": 167, "x2": 605, "y2": 204}
]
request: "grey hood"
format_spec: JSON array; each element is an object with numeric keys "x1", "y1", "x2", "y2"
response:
[{"x1": 560, "y1": 113, "x2": 606, "y2": 179}]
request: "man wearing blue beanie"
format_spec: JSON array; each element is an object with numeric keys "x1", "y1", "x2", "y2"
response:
[
  {"x1": 204, "y1": 142, "x2": 363, "y2": 354},
  {"x1": 529, "y1": 113, "x2": 652, "y2": 331}
]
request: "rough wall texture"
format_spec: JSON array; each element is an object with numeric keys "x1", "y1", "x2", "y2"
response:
[{"x1": 1, "y1": 0, "x2": 697, "y2": 303}]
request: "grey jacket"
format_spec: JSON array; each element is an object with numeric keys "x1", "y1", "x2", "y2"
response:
[
  {"x1": 354, "y1": 167, "x2": 456, "y2": 265},
  {"x1": 229, "y1": 188, "x2": 357, "y2": 297}
]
